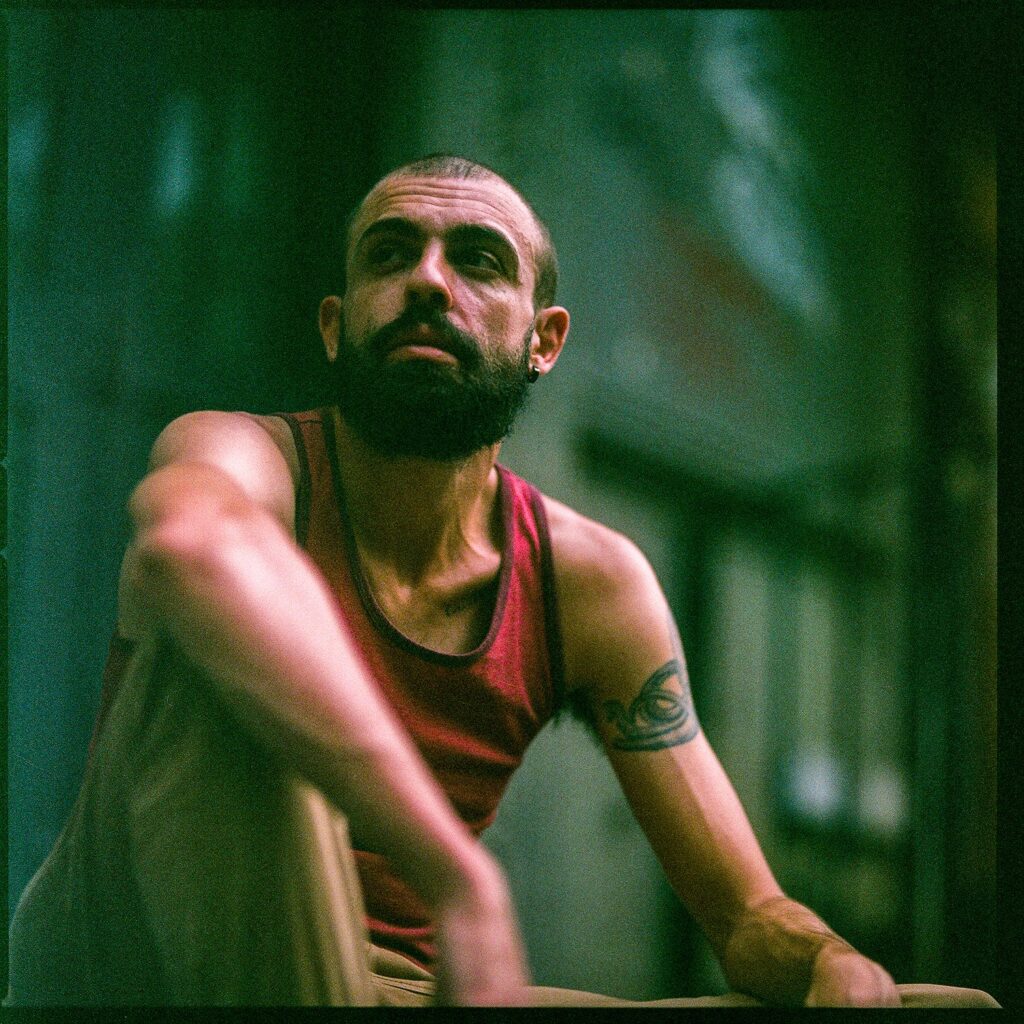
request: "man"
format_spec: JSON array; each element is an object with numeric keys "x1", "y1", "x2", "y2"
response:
[{"x1": 7, "y1": 154, "x2": 997, "y2": 1007}]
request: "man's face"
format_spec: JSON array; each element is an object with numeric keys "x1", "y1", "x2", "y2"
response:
[{"x1": 330, "y1": 174, "x2": 542, "y2": 461}]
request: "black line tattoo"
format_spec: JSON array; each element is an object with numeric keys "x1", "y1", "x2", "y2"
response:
[
  {"x1": 603, "y1": 660, "x2": 699, "y2": 750},
  {"x1": 603, "y1": 614, "x2": 701, "y2": 751}
]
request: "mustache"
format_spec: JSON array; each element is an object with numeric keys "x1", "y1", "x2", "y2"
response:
[{"x1": 367, "y1": 308, "x2": 481, "y2": 365}]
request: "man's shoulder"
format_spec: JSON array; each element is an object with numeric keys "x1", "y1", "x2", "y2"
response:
[
  {"x1": 148, "y1": 409, "x2": 301, "y2": 531},
  {"x1": 536, "y1": 491, "x2": 657, "y2": 604},
  {"x1": 532, "y1": 490, "x2": 666, "y2": 693},
  {"x1": 153, "y1": 409, "x2": 297, "y2": 471},
  {"x1": 158, "y1": 408, "x2": 296, "y2": 443}
]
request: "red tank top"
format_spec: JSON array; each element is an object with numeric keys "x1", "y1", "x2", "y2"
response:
[{"x1": 91, "y1": 407, "x2": 565, "y2": 973}]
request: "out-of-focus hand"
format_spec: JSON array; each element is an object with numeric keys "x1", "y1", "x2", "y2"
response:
[
  {"x1": 805, "y1": 942, "x2": 901, "y2": 1007},
  {"x1": 431, "y1": 854, "x2": 531, "y2": 1006}
]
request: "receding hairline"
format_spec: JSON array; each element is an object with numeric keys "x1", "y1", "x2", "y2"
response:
[
  {"x1": 344, "y1": 167, "x2": 557, "y2": 307},
  {"x1": 349, "y1": 170, "x2": 543, "y2": 263}
]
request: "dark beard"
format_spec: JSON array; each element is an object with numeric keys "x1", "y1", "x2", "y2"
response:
[{"x1": 331, "y1": 307, "x2": 533, "y2": 461}]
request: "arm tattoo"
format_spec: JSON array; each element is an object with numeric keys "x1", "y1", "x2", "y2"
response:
[
  {"x1": 603, "y1": 615, "x2": 700, "y2": 751},
  {"x1": 603, "y1": 660, "x2": 700, "y2": 750}
]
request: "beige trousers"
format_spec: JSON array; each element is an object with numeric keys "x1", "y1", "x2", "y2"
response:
[
  {"x1": 18, "y1": 637, "x2": 997, "y2": 1007},
  {"x1": 372, "y1": 949, "x2": 1000, "y2": 1008}
]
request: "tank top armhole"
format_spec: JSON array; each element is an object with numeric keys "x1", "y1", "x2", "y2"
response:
[
  {"x1": 269, "y1": 412, "x2": 312, "y2": 549},
  {"x1": 527, "y1": 485, "x2": 566, "y2": 714}
]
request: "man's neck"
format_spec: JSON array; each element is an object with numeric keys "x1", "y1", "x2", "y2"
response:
[{"x1": 330, "y1": 408, "x2": 503, "y2": 586}]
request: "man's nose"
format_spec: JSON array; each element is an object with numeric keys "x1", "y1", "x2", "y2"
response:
[{"x1": 405, "y1": 242, "x2": 453, "y2": 311}]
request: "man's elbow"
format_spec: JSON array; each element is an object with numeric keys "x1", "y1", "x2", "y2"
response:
[{"x1": 129, "y1": 461, "x2": 252, "y2": 534}]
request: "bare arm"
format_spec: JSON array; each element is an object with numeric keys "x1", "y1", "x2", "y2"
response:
[
  {"x1": 118, "y1": 411, "x2": 528, "y2": 1005},
  {"x1": 551, "y1": 508, "x2": 898, "y2": 1007}
]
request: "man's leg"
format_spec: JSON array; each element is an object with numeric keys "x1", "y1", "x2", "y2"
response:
[
  {"x1": 895, "y1": 985, "x2": 1000, "y2": 1008},
  {"x1": 91, "y1": 637, "x2": 378, "y2": 1005},
  {"x1": 524, "y1": 987, "x2": 762, "y2": 1007},
  {"x1": 360, "y1": 949, "x2": 999, "y2": 1008},
  {"x1": 521, "y1": 984, "x2": 999, "y2": 1008}
]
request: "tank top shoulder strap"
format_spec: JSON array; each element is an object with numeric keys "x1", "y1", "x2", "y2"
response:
[
  {"x1": 269, "y1": 408, "x2": 331, "y2": 550},
  {"x1": 501, "y1": 468, "x2": 567, "y2": 712}
]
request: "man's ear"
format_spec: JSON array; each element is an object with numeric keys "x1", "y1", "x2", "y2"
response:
[
  {"x1": 319, "y1": 296, "x2": 342, "y2": 362},
  {"x1": 530, "y1": 306, "x2": 570, "y2": 377}
]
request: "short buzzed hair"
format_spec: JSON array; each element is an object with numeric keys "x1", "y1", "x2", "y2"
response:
[{"x1": 344, "y1": 153, "x2": 559, "y2": 310}]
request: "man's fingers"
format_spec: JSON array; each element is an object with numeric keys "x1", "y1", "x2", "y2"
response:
[{"x1": 806, "y1": 947, "x2": 901, "y2": 1007}]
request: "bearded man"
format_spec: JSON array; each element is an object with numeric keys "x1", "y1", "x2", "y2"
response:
[{"x1": 6, "y1": 154, "x2": 998, "y2": 1008}]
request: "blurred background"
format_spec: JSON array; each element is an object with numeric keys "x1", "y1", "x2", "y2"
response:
[{"x1": 6, "y1": 7, "x2": 1000, "y2": 1003}]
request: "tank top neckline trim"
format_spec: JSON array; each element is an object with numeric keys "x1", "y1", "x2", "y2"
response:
[{"x1": 320, "y1": 408, "x2": 515, "y2": 666}]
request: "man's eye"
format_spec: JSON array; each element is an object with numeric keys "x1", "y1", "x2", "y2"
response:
[
  {"x1": 456, "y1": 248, "x2": 502, "y2": 273},
  {"x1": 367, "y1": 243, "x2": 410, "y2": 267}
]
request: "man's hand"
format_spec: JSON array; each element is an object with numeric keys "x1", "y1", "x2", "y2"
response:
[
  {"x1": 720, "y1": 895, "x2": 903, "y2": 1007},
  {"x1": 805, "y1": 942, "x2": 901, "y2": 1007},
  {"x1": 431, "y1": 855, "x2": 531, "y2": 1006}
]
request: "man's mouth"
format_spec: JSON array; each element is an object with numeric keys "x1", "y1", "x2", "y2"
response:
[{"x1": 385, "y1": 324, "x2": 461, "y2": 365}]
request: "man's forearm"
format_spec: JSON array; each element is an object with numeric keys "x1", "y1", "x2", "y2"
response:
[{"x1": 721, "y1": 895, "x2": 854, "y2": 1005}]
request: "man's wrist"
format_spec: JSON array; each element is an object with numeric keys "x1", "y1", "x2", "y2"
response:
[
  {"x1": 436, "y1": 845, "x2": 511, "y2": 916},
  {"x1": 403, "y1": 833, "x2": 508, "y2": 916}
]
